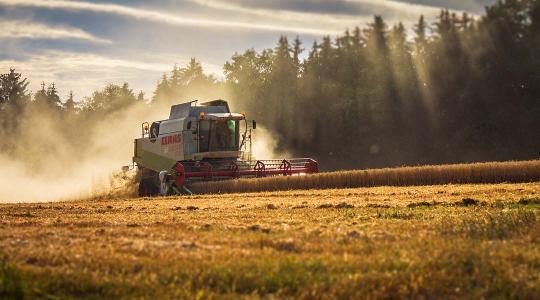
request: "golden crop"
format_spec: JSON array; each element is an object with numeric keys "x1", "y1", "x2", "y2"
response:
[{"x1": 190, "y1": 160, "x2": 540, "y2": 194}]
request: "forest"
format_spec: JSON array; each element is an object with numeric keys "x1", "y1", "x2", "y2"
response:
[{"x1": 1, "y1": 0, "x2": 539, "y2": 171}]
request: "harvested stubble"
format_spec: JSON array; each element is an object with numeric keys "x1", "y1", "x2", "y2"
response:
[
  {"x1": 189, "y1": 160, "x2": 540, "y2": 194},
  {"x1": 1, "y1": 183, "x2": 540, "y2": 299}
]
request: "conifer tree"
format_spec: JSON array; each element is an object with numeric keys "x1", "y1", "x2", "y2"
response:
[
  {"x1": 137, "y1": 91, "x2": 145, "y2": 102},
  {"x1": 0, "y1": 68, "x2": 30, "y2": 110},
  {"x1": 152, "y1": 73, "x2": 170, "y2": 104},
  {"x1": 64, "y1": 91, "x2": 76, "y2": 114},
  {"x1": 33, "y1": 82, "x2": 49, "y2": 107},
  {"x1": 46, "y1": 83, "x2": 62, "y2": 109}
]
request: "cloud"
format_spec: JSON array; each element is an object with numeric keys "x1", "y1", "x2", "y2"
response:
[
  {"x1": 0, "y1": 50, "x2": 223, "y2": 99},
  {"x1": 346, "y1": 0, "x2": 442, "y2": 15},
  {"x1": 185, "y1": 0, "x2": 477, "y2": 33},
  {"x1": 397, "y1": 0, "x2": 496, "y2": 13},
  {"x1": 0, "y1": 0, "x2": 343, "y2": 35},
  {"x1": 0, "y1": 20, "x2": 111, "y2": 43},
  {"x1": 189, "y1": 0, "x2": 443, "y2": 17},
  {"x1": 185, "y1": 0, "x2": 373, "y2": 30},
  {"x1": 190, "y1": 0, "x2": 488, "y2": 15}
]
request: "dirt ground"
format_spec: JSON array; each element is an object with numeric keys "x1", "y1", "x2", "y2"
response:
[{"x1": 1, "y1": 182, "x2": 539, "y2": 299}]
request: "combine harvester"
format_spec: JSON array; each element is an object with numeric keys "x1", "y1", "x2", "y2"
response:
[{"x1": 133, "y1": 100, "x2": 319, "y2": 196}]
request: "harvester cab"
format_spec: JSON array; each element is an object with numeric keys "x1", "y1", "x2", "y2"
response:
[{"x1": 133, "y1": 100, "x2": 318, "y2": 196}]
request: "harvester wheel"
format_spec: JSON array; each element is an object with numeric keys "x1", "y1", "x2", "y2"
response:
[{"x1": 138, "y1": 178, "x2": 159, "y2": 197}]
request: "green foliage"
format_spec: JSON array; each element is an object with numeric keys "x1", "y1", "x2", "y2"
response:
[
  {"x1": 440, "y1": 209, "x2": 537, "y2": 239},
  {"x1": 82, "y1": 82, "x2": 137, "y2": 113},
  {"x1": 64, "y1": 91, "x2": 77, "y2": 114},
  {"x1": 223, "y1": 2, "x2": 540, "y2": 169},
  {"x1": 0, "y1": 256, "x2": 27, "y2": 300},
  {"x1": 0, "y1": 69, "x2": 31, "y2": 153},
  {"x1": 33, "y1": 82, "x2": 62, "y2": 111},
  {"x1": 189, "y1": 258, "x2": 331, "y2": 296},
  {"x1": 152, "y1": 58, "x2": 220, "y2": 105},
  {"x1": 0, "y1": 68, "x2": 30, "y2": 110}
]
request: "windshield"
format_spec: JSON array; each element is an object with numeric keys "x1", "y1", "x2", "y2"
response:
[{"x1": 199, "y1": 120, "x2": 240, "y2": 152}]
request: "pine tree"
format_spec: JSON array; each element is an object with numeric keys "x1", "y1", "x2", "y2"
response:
[
  {"x1": 224, "y1": 49, "x2": 267, "y2": 113},
  {"x1": 414, "y1": 15, "x2": 428, "y2": 51},
  {"x1": 292, "y1": 36, "x2": 303, "y2": 72},
  {"x1": 268, "y1": 36, "x2": 297, "y2": 141},
  {"x1": 0, "y1": 68, "x2": 30, "y2": 110},
  {"x1": 137, "y1": 90, "x2": 145, "y2": 102},
  {"x1": 460, "y1": 12, "x2": 473, "y2": 31},
  {"x1": 33, "y1": 82, "x2": 49, "y2": 107},
  {"x1": 64, "y1": 91, "x2": 76, "y2": 114},
  {"x1": 180, "y1": 58, "x2": 206, "y2": 86},
  {"x1": 170, "y1": 64, "x2": 181, "y2": 89},
  {"x1": 46, "y1": 83, "x2": 62, "y2": 109},
  {"x1": 352, "y1": 27, "x2": 363, "y2": 48},
  {"x1": 390, "y1": 23, "x2": 408, "y2": 52},
  {"x1": 0, "y1": 69, "x2": 31, "y2": 149},
  {"x1": 413, "y1": 15, "x2": 436, "y2": 129},
  {"x1": 365, "y1": 16, "x2": 389, "y2": 55},
  {"x1": 152, "y1": 73, "x2": 170, "y2": 104}
]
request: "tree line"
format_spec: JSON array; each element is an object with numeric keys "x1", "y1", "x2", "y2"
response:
[{"x1": 1, "y1": 0, "x2": 539, "y2": 170}]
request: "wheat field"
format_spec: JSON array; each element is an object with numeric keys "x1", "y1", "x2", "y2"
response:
[
  {"x1": 1, "y1": 182, "x2": 539, "y2": 299},
  {"x1": 189, "y1": 160, "x2": 540, "y2": 194}
]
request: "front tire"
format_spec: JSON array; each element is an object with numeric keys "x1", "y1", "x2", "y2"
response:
[{"x1": 138, "y1": 177, "x2": 159, "y2": 197}]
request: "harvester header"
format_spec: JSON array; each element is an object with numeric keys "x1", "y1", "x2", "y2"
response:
[{"x1": 133, "y1": 100, "x2": 318, "y2": 196}]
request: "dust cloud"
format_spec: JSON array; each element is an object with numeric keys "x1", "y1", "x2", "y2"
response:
[
  {"x1": 250, "y1": 125, "x2": 289, "y2": 160},
  {"x1": 0, "y1": 97, "x2": 285, "y2": 203},
  {"x1": 0, "y1": 103, "x2": 166, "y2": 203},
  {"x1": 0, "y1": 153, "x2": 135, "y2": 203}
]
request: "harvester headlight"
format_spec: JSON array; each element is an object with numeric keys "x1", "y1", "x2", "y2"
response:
[
  {"x1": 199, "y1": 112, "x2": 205, "y2": 120},
  {"x1": 141, "y1": 122, "x2": 150, "y2": 137}
]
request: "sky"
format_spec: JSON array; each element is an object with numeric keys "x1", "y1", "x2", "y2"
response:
[{"x1": 0, "y1": 0, "x2": 496, "y2": 102}]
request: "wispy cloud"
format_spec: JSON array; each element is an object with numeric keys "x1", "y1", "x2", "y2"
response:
[
  {"x1": 0, "y1": 20, "x2": 111, "y2": 43},
  {"x1": 395, "y1": 0, "x2": 495, "y2": 13},
  {"x1": 345, "y1": 0, "x2": 443, "y2": 15},
  {"x1": 185, "y1": 0, "x2": 475, "y2": 34},
  {"x1": 0, "y1": 0, "x2": 342, "y2": 35},
  {"x1": 189, "y1": 0, "x2": 443, "y2": 18},
  {"x1": 185, "y1": 0, "x2": 371, "y2": 30},
  {"x1": 0, "y1": 50, "x2": 223, "y2": 98}
]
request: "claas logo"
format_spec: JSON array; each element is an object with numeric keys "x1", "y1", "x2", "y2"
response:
[{"x1": 161, "y1": 134, "x2": 181, "y2": 145}]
